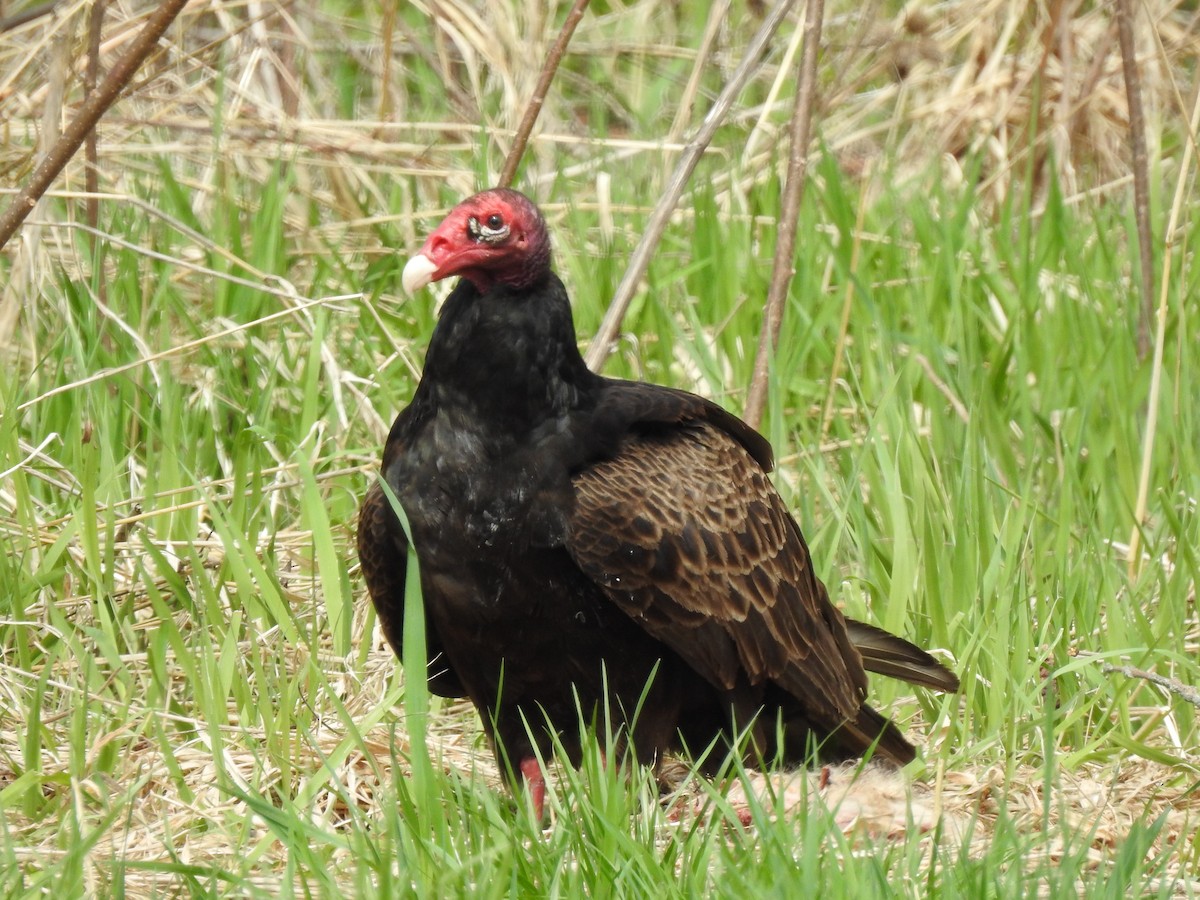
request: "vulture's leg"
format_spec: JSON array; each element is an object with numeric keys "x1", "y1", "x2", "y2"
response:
[{"x1": 519, "y1": 756, "x2": 547, "y2": 822}]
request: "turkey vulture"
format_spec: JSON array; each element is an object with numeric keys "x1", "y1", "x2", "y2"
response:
[{"x1": 358, "y1": 188, "x2": 957, "y2": 817}]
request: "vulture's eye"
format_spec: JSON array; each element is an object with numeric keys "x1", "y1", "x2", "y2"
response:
[{"x1": 468, "y1": 214, "x2": 510, "y2": 244}]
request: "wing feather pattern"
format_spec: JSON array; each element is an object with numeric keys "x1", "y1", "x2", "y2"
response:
[{"x1": 567, "y1": 412, "x2": 866, "y2": 727}]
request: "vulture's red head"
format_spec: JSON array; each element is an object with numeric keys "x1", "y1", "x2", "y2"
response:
[{"x1": 401, "y1": 189, "x2": 551, "y2": 295}]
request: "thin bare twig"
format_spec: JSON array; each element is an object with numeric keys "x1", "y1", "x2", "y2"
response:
[
  {"x1": 497, "y1": 0, "x2": 591, "y2": 189},
  {"x1": 0, "y1": 0, "x2": 189, "y2": 252},
  {"x1": 1115, "y1": 0, "x2": 1153, "y2": 360},
  {"x1": 744, "y1": 0, "x2": 825, "y2": 429},
  {"x1": 379, "y1": 0, "x2": 398, "y2": 122},
  {"x1": 85, "y1": 0, "x2": 107, "y2": 305},
  {"x1": 585, "y1": 0, "x2": 798, "y2": 371},
  {"x1": 1126, "y1": 72, "x2": 1200, "y2": 577},
  {"x1": 0, "y1": 0, "x2": 59, "y2": 33},
  {"x1": 85, "y1": 1, "x2": 107, "y2": 217}
]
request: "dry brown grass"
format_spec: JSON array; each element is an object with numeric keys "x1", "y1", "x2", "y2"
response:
[{"x1": 4, "y1": 0, "x2": 1194, "y2": 273}]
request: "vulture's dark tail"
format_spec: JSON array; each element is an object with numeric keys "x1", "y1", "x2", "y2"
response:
[{"x1": 845, "y1": 619, "x2": 960, "y2": 693}]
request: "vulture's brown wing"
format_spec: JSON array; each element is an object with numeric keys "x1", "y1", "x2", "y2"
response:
[{"x1": 567, "y1": 418, "x2": 867, "y2": 725}]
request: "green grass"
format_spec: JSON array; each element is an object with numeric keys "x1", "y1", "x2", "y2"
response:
[{"x1": 2, "y1": 1, "x2": 1199, "y2": 896}]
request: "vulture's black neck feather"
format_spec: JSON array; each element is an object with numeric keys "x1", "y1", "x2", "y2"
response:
[{"x1": 413, "y1": 272, "x2": 599, "y2": 438}]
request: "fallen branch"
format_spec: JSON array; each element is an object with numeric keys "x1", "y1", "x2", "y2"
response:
[{"x1": 1101, "y1": 662, "x2": 1200, "y2": 710}]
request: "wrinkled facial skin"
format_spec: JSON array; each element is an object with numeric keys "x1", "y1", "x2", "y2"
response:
[{"x1": 401, "y1": 189, "x2": 550, "y2": 294}]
